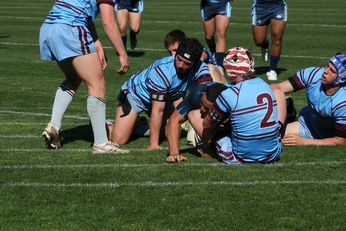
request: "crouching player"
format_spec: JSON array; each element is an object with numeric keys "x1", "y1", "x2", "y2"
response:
[
  {"x1": 166, "y1": 82, "x2": 228, "y2": 163},
  {"x1": 111, "y1": 38, "x2": 212, "y2": 150},
  {"x1": 202, "y1": 47, "x2": 283, "y2": 164}
]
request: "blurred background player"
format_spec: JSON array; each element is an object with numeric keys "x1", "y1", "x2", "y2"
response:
[
  {"x1": 251, "y1": 0, "x2": 287, "y2": 81},
  {"x1": 115, "y1": 0, "x2": 144, "y2": 49},
  {"x1": 270, "y1": 53, "x2": 346, "y2": 146},
  {"x1": 111, "y1": 38, "x2": 212, "y2": 150},
  {"x1": 164, "y1": 29, "x2": 227, "y2": 83},
  {"x1": 202, "y1": 47, "x2": 282, "y2": 164},
  {"x1": 40, "y1": 0, "x2": 129, "y2": 154},
  {"x1": 200, "y1": 0, "x2": 233, "y2": 67}
]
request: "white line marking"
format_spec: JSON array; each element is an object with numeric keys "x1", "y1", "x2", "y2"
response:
[
  {"x1": 0, "y1": 42, "x2": 331, "y2": 60},
  {"x1": 0, "y1": 110, "x2": 89, "y2": 120},
  {"x1": 0, "y1": 135, "x2": 38, "y2": 138},
  {"x1": 2, "y1": 180, "x2": 346, "y2": 188},
  {"x1": 0, "y1": 161, "x2": 345, "y2": 170},
  {"x1": 0, "y1": 15, "x2": 345, "y2": 28}
]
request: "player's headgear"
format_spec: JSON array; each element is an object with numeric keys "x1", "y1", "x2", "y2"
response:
[
  {"x1": 223, "y1": 47, "x2": 255, "y2": 80},
  {"x1": 329, "y1": 53, "x2": 346, "y2": 85},
  {"x1": 176, "y1": 38, "x2": 203, "y2": 64}
]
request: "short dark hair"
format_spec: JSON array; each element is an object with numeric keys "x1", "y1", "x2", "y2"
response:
[
  {"x1": 205, "y1": 83, "x2": 227, "y2": 103},
  {"x1": 176, "y1": 38, "x2": 203, "y2": 64},
  {"x1": 164, "y1": 29, "x2": 186, "y2": 49}
]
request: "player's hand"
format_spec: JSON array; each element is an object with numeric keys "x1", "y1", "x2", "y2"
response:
[
  {"x1": 166, "y1": 154, "x2": 187, "y2": 163},
  {"x1": 282, "y1": 134, "x2": 306, "y2": 146},
  {"x1": 117, "y1": 53, "x2": 129, "y2": 74},
  {"x1": 148, "y1": 144, "x2": 162, "y2": 150},
  {"x1": 95, "y1": 40, "x2": 107, "y2": 70}
]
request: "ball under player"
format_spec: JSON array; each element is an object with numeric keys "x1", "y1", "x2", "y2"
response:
[
  {"x1": 115, "y1": 0, "x2": 144, "y2": 49},
  {"x1": 111, "y1": 38, "x2": 213, "y2": 150},
  {"x1": 270, "y1": 53, "x2": 346, "y2": 146},
  {"x1": 40, "y1": 0, "x2": 129, "y2": 154},
  {"x1": 202, "y1": 47, "x2": 282, "y2": 164}
]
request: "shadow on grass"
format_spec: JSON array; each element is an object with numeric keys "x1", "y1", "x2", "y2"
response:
[{"x1": 127, "y1": 50, "x2": 145, "y2": 57}]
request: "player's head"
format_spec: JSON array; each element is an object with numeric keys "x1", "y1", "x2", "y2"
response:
[
  {"x1": 175, "y1": 38, "x2": 204, "y2": 75},
  {"x1": 223, "y1": 47, "x2": 255, "y2": 82},
  {"x1": 200, "y1": 83, "x2": 227, "y2": 118},
  {"x1": 164, "y1": 29, "x2": 186, "y2": 55},
  {"x1": 328, "y1": 53, "x2": 346, "y2": 86}
]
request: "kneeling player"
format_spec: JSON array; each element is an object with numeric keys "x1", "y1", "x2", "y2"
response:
[{"x1": 111, "y1": 38, "x2": 212, "y2": 150}]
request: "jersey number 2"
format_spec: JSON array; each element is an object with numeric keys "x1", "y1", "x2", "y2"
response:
[{"x1": 257, "y1": 93, "x2": 276, "y2": 128}]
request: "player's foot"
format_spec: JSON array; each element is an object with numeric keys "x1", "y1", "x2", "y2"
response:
[
  {"x1": 42, "y1": 122, "x2": 61, "y2": 149},
  {"x1": 266, "y1": 70, "x2": 278, "y2": 81},
  {"x1": 261, "y1": 47, "x2": 269, "y2": 62},
  {"x1": 130, "y1": 32, "x2": 137, "y2": 49},
  {"x1": 92, "y1": 141, "x2": 129, "y2": 154}
]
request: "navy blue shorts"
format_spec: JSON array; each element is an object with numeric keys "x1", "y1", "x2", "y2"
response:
[
  {"x1": 251, "y1": 3, "x2": 287, "y2": 26},
  {"x1": 200, "y1": 0, "x2": 232, "y2": 21},
  {"x1": 115, "y1": 0, "x2": 144, "y2": 13}
]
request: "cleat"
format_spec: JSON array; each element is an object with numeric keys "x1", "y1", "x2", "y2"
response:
[
  {"x1": 130, "y1": 32, "x2": 137, "y2": 49},
  {"x1": 42, "y1": 122, "x2": 61, "y2": 149},
  {"x1": 261, "y1": 47, "x2": 269, "y2": 62},
  {"x1": 92, "y1": 141, "x2": 129, "y2": 154},
  {"x1": 266, "y1": 70, "x2": 278, "y2": 81}
]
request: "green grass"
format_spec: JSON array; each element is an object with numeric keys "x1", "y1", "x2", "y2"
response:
[{"x1": 1, "y1": 0, "x2": 346, "y2": 230}]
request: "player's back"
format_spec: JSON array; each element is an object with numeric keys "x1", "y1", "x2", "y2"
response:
[
  {"x1": 227, "y1": 78, "x2": 280, "y2": 161},
  {"x1": 43, "y1": 0, "x2": 102, "y2": 26}
]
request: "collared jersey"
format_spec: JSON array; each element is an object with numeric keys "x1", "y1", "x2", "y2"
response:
[
  {"x1": 43, "y1": 0, "x2": 115, "y2": 26},
  {"x1": 123, "y1": 56, "x2": 211, "y2": 111},
  {"x1": 288, "y1": 67, "x2": 346, "y2": 138},
  {"x1": 211, "y1": 77, "x2": 281, "y2": 162}
]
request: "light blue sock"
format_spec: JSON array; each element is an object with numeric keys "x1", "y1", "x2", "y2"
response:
[
  {"x1": 87, "y1": 96, "x2": 108, "y2": 146},
  {"x1": 51, "y1": 86, "x2": 75, "y2": 130}
]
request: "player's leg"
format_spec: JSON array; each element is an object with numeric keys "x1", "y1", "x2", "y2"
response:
[
  {"x1": 71, "y1": 52, "x2": 120, "y2": 152},
  {"x1": 214, "y1": 14, "x2": 229, "y2": 67},
  {"x1": 252, "y1": 25, "x2": 269, "y2": 55},
  {"x1": 269, "y1": 19, "x2": 286, "y2": 73},
  {"x1": 129, "y1": 12, "x2": 141, "y2": 49},
  {"x1": 111, "y1": 101, "x2": 138, "y2": 145},
  {"x1": 285, "y1": 121, "x2": 300, "y2": 136},
  {"x1": 116, "y1": 9, "x2": 130, "y2": 48},
  {"x1": 42, "y1": 60, "x2": 82, "y2": 149},
  {"x1": 203, "y1": 19, "x2": 216, "y2": 54}
]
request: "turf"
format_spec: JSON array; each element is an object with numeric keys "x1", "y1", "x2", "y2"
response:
[{"x1": 0, "y1": 0, "x2": 346, "y2": 230}]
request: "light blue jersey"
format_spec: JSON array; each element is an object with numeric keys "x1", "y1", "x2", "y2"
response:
[
  {"x1": 43, "y1": 0, "x2": 115, "y2": 26},
  {"x1": 211, "y1": 77, "x2": 282, "y2": 164},
  {"x1": 121, "y1": 56, "x2": 211, "y2": 112},
  {"x1": 289, "y1": 67, "x2": 346, "y2": 138}
]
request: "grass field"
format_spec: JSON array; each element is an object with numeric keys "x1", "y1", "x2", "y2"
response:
[{"x1": 1, "y1": 0, "x2": 346, "y2": 230}]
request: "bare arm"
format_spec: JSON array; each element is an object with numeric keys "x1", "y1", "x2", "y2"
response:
[
  {"x1": 148, "y1": 100, "x2": 166, "y2": 150},
  {"x1": 270, "y1": 80, "x2": 295, "y2": 94},
  {"x1": 166, "y1": 110, "x2": 188, "y2": 163},
  {"x1": 99, "y1": 3, "x2": 129, "y2": 74},
  {"x1": 283, "y1": 134, "x2": 346, "y2": 146}
]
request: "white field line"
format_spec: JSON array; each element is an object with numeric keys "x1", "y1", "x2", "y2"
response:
[
  {"x1": 0, "y1": 42, "x2": 331, "y2": 60},
  {"x1": 0, "y1": 15, "x2": 345, "y2": 28},
  {"x1": 0, "y1": 161, "x2": 345, "y2": 170},
  {"x1": 0, "y1": 110, "x2": 89, "y2": 120},
  {"x1": 2, "y1": 180, "x2": 346, "y2": 188},
  {"x1": 0, "y1": 135, "x2": 38, "y2": 138}
]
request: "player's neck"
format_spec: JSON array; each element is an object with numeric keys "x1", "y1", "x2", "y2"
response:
[{"x1": 323, "y1": 84, "x2": 340, "y2": 96}]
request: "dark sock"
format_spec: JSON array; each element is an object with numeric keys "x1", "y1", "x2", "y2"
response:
[
  {"x1": 121, "y1": 35, "x2": 127, "y2": 49},
  {"x1": 215, "y1": 52, "x2": 225, "y2": 67},
  {"x1": 205, "y1": 37, "x2": 216, "y2": 53},
  {"x1": 270, "y1": 55, "x2": 280, "y2": 71}
]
